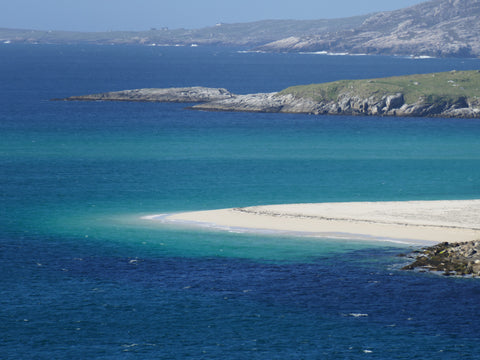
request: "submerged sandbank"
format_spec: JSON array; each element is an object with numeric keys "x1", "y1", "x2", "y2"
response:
[{"x1": 144, "y1": 200, "x2": 480, "y2": 245}]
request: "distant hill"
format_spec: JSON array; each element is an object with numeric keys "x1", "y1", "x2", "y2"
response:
[
  {"x1": 0, "y1": 15, "x2": 368, "y2": 47},
  {"x1": 257, "y1": 0, "x2": 480, "y2": 57},
  {"x1": 1, "y1": 0, "x2": 480, "y2": 58}
]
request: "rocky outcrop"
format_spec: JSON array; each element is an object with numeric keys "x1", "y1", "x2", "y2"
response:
[
  {"x1": 192, "y1": 93, "x2": 321, "y2": 113},
  {"x1": 57, "y1": 87, "x2": 234, "y2": 103},
  {"x1": 401, "y1": 241, "x2": 480, "y2": 276},
  {"x1": 194, "y1": 70, "x2": 480, "y2": 118},
  {"x1": 193, "y1": 91, "x2": 480, "y2": 118},
  {"x1": 57, "y1": 70, "x2": 480, "y2": 119},
  {"x1": 58, "y1": 86, "x2": 480, "y2": 119},
  {"x1": 256, "y1": 0, "x2": 480, "y2": 58}
]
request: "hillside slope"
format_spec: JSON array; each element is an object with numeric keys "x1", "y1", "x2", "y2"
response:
[
  {"x1": 194, "y1": 70, "x2": 480, "y2": 118},
  {"x1": 0, "y1": 16, "x2": 367, "y2": 47},
  {"x1": 6, "y1": 0, "x2": 479, "y2": 57},
  {"x1": 256, "y1": 0, "x2": 480, "y2": 57}
]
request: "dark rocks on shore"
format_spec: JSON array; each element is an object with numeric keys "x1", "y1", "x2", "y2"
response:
[{"x1": 401, "y1": 240, "x2": 480, "y2": 276}]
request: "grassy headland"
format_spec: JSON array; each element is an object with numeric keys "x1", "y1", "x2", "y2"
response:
[
  {"x1": 60, "y1": 69, "x2": 480, "y2": 118},
  {"x1": 279, "y1": 70, "x2": 480, "y2": 106}
]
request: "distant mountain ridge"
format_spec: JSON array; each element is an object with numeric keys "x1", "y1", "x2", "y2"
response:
[
  {"x1": 0, "y1": 15, "x2": 368, "y2": 47},
  {"x1": 1, "y1": 0, "x2": 480, "y2": 58},
  {"x1": 257, "y1": 0, "x2": 480, "y2": 57}
]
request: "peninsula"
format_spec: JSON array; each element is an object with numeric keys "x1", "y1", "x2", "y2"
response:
[{"x1": 58, "y1": 70, "x2": 480, "y2": 118}]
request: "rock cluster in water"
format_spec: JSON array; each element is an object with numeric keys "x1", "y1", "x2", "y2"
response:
[{"x1": 401, "y1": 241, "x2": 480, "y2": 276}]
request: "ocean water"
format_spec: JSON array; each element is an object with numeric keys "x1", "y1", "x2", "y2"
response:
[{"x1": 1, "y1": 44, "x2": 480, "y2": 359}]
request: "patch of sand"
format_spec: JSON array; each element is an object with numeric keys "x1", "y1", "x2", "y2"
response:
[{"x1": 145, "y1": 200, "x2": 480, "y2": 245}]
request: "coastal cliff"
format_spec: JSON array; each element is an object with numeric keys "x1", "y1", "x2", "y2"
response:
[
  {"x1": 58, "y1": 70, "x2": 480, "y2": 118},
  {"x1": 194, "y1": 70, "x2": 480, "y2": 118}
]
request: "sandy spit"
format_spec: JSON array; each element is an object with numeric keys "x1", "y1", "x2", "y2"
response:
[{"x1": 144, "y1": 200, "x2": 480, "y2": 245}]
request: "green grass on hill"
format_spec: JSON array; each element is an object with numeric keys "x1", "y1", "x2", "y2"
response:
[{"x1": 280, "y1": 70, "x2": 480, "y2": 105}]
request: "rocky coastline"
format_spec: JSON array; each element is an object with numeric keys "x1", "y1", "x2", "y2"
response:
[
  {"x1": 56, "y1": 70, "x2": 480, "y2": 119},
  {"x1": 56, "y1": 87, "x2": 234, "y2": 103},
  {"x1": 193, "y1": 70, "x2": 480, "y2": 118},
  {"x1": 192, "y1": 91, "x2": 480, "y2": 118},
  {"x1": 401, "y1": 241, "x2": 480, "y2": 277}
]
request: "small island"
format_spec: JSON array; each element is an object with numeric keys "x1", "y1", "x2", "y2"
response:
[{"x1": 57, "y1": 70, "x2": 480, "y2": 118}]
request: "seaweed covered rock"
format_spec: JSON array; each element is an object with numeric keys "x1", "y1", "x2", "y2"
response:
[{"x1": 402, "y1": 241, "x2": 480, "y2": 276}]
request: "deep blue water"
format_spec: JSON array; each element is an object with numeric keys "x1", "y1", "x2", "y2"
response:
[{"x1": 1, "y1": 44, "x2": 480, "y2": 359}]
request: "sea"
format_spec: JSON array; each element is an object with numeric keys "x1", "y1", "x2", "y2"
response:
[{"x1": 1, "y1": 44, "x2": 480, "y2": 359}]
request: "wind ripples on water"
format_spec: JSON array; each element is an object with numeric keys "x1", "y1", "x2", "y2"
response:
[
  {"x1": 2, "y1": 44, "x2": 480, "y2": 359},
  {"x1": 3, "y1": 235, "x2": 480, "y2": 358}
]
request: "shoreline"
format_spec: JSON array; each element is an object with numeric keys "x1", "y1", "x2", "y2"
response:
[
  {"x1": 144, "y1": 200, "x2": 480, "y2": 245},
  {"x1": 56, "y1": 70, "x2": 480, "y2": 119}
]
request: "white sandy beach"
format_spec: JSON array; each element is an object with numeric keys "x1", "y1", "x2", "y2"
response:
[{"x1": 145, "y1": 200, "x2": 480, "y2": 245}]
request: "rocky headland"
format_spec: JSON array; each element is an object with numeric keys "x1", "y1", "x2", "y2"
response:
[
  {"x1": 57, "y1": 70, "x2": 480, "y2": 118},
  {"x1": 194, "y1": 70, "x2": 480, "y2": 118},
  {"x1": 401, "y1": 240, "x2": 480, "y2": 276}
]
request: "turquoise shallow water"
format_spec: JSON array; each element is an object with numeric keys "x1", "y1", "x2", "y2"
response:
[{"x1": 1, "y1": 44, "x2": 480, "y2": 358}]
